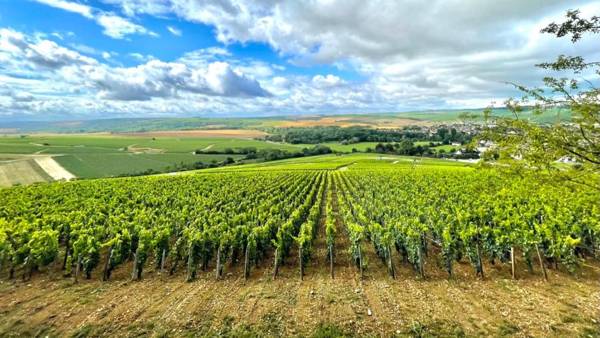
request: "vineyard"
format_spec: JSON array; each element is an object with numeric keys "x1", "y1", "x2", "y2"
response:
[
  {"x1": 0, "y1": 163, "x2": 598, "y2": 284},
  {"x1": 0, "y1": 156, "x2": 599, "y2": 336}
]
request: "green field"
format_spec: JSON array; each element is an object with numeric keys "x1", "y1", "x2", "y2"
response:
[
  {"x1": 0, "y1": 135, "x2": 303, "y2": 180},
  {"x1": 57, "y1": 153, "x2": 243, "y2": 178},
  {"x1": 0, "y1": 133, "x2": 470, "y2": 182},
  {"x1": 0, "y1": 135, "x2": 301, "y2": 154}
]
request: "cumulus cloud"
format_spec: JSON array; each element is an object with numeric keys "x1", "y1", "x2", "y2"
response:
[
  {"x1": 101, "y1": 0, "x2": 595, "y2": 60},
  {"x1": 129, "y1": 52, "x2": 155, "y2": 62},
  {"x1": 0, "y1": 29, "x2": 270, "y2": 111},
  {"x1": 85, "y1": 59, "x2": 270, "y2": 100},
  {"x1": 93, "y1": 1, "x2": 599, "y2": 110},
  {"x1": 3, "y1": 1, "x2": 600, "y2": 119},
  {"x1": 10, "y1": 91, "x2": 35, "y2": 102},
  {"x1": 0, "y1": 28, "x2": 97, "y2": 69}
]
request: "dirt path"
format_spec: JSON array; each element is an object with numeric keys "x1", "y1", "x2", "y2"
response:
[
  {"x1": 201, "y1": 144, "x2": 214, "y2": 151},
  {"x1": 34, "y1": 156, "x2": 76, "y2": 181}
]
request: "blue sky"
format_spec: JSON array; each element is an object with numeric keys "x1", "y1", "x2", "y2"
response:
[{"x1": 0, "y1": 0, "x2": 598, "y2": 120}]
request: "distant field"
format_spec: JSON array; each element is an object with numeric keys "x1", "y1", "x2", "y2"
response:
[
  {"x1": 0, "y1": 134, "x2": 468, "y2": 184},
  {"x1": 0, "y1": 134, "x2": 304, "y2": 182},
  {"x1": 56, "y1": 153, "x2": 243, "y2": 178},
  {"x1": 0, "y1": 134, "x2": 301, "y2": 154},
  {"x1": 2, "y1": 108, "x2": 572, "y2": 135},
  {"x1": 262, "y1": 116, "x2": 427, "y2": 128}
]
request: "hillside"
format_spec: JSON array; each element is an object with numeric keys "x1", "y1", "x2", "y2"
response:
[{"x1": 0, "y1": 155, "x2": 598, "y2": 337}]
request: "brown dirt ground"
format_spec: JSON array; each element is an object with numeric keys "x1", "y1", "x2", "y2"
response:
[
  {"x1": 0, "y1": 253, "x2": 598, "y2": 337},
  {"x1": 118, "y1": 129, "x2": 268, "y2": 139}
]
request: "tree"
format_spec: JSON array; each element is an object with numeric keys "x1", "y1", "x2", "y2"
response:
[{"x1": 482, "y1": 10, "x2": 600, "y2": 189}]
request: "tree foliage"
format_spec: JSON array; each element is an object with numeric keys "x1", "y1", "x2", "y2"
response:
[{"x1": 482, "y1": 9, "x2": 600, "y2": 189}]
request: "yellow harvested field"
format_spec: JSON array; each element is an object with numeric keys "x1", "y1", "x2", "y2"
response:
[
  {"x1": 273, "y1": 117, "x2": 428, "y2": 128},
  {"x1": 0, "y1": 155, "x2": 76, "y2": 187},
  {"x1": 0, "y1": 158, "x2": 52, "y2": 187}
]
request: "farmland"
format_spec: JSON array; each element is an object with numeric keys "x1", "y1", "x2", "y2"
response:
[
  {"x1": 0, "y1": 156, "x2": 53, "y2": 186},
  {"x1": 0, "y1": 133, "x2": 304, "y2": 183},
  {"x1": 0, "y1": 154, "x2": 598, "y2": 337},
  {"x1": 0, "y1": 131, "x2": 467, "y2": 185}
]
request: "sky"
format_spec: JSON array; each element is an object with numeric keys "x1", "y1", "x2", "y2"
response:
[{"x1": 0, "y1": 0, "x2": 598, "y2": 121}]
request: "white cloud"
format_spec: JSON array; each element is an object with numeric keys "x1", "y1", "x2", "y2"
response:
[
  {"x1": 102, "y1": 1, "x2": 594, "y2": 60},
  {"x1": 0, "y1": 29, "x2": 270, "y2": 111},
  {"x1": 34, "y1": 0, "x2": 155, "y2": 39},
  {"x1": 167, "y1": 26, "x2": 182, "y2": 36},
  {"x1": 34, "y1": 0, "x2": 93, "y2": 19},
  {"x1": 129, "y1": 52, "x2": 154, "y2": 62},
  {"x1": 11, "y1": 91, "x2": 35, "y2": 102},
  {"x1": 96, "y1": 13, "x2": 154, "y2": 39},
  {"x1": 3, "y1": 1, "x2": 600, "y2": 119},
  {"x1": 0, "y1": 28, "x2": 97, "y2": 69},
  {"x1": 86, "y1": 59, "x2": 270, "y2": 100},
  {"x1": 312, "y1": 74, "x2": 344, "y2": 88},
  {"x1": 94, "y1": 1, "x2": 599, "y2": 111},
  {"x1": 70, "y1": 43, "x2": 102, "y2": 56}
]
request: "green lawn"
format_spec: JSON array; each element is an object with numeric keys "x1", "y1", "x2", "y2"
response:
[{"x1": 432, "y1": 144, "x2": 458, "y2": 153}]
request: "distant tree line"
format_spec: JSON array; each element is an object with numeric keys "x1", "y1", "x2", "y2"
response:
[
  {"x1": 263, "y1": 126, "x2": 472, "y2": 144},
  {"x1": 196, "y1": 144, "x2": 333, "y2": 160},
  {"x1": 366, "y1": 141, "x2": 480, "y2": 159},
  {"x1": 121, "y1": 157, "x2": 238, "y2": 177}
]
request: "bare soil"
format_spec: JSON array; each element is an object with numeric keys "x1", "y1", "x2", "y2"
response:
[{"x1": 0, "y1": 255, "x2": 598, "y2": 337}]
